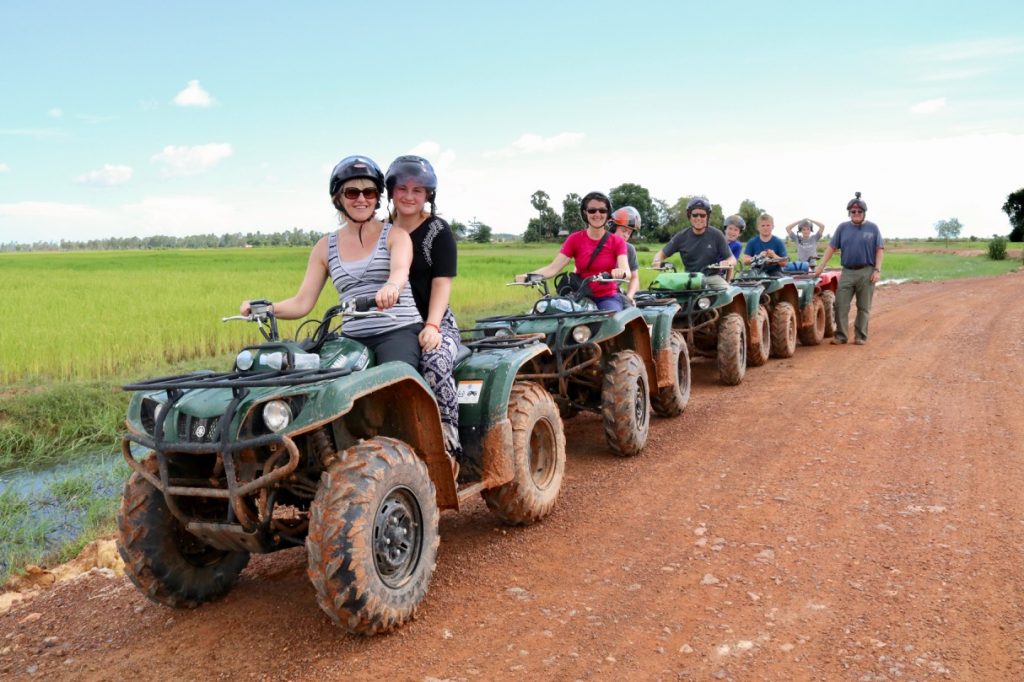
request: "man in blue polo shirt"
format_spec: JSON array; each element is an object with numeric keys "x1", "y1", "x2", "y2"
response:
[{"x1": 813, "y1": 192, "x2": 885, "y2": 345}]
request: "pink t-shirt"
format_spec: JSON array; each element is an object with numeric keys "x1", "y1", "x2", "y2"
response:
[{"x1": 560, "y1": 230, "x2": 627, "y2": 298}]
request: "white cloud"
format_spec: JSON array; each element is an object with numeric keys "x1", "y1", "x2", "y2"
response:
[
  {"x1": 74, "y1": 164, "x2": 133, "y2": 187},
  {"x1": 921, "y1": 37, "x2": 1024, "y2": 63},
  {"x1": 0, "y1": 163, "x2": 9, "y2": 173},
  {"x1": 48, "y1": 107, "x2": 63, "y2": 118},
  {"x1": 409, "y1": 140, "x2": 457, "y2": 174},
  {"x1": 151, "y1": 143, "x2": 233, "y2": 176},
  {"x1": 924, "y1": 67, "x2": 988, "y2": 82},
  {"x1": 910, "y1": 97, "x2": 947, "y2": 114},
  {"x1": 173, "y1": 80, "x2": 214, "y2": 107},
  {"x1": 484, "y1": 132, "x2": 585, "y2": 158}
]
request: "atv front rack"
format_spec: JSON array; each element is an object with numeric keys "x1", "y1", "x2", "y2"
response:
[{"x1": 124, "y1": 366, "x2": 353, "y2": 391}]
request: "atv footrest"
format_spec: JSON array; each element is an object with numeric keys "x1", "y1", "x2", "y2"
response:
[{"x1": 186, "y1": 521, "x2": 271, "y2": 553}]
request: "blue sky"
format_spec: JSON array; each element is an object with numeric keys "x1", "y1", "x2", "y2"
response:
[{"x1": 2, "y1": 0, "x2": 1022, "y2": 243}]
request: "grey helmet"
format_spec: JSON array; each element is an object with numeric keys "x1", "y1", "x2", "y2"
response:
[
  {"x1": 846, "y1": 191, "x2": 867, "y2": 212},
  {"x1": 686, "y1": 196, "x2": 712, "y2": 216}
]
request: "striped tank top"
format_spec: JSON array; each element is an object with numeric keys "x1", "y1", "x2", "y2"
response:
[{"x1": 327, "y1": 223, "x2": 421, "y2": 337}]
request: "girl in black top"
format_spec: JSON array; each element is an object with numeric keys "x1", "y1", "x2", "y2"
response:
[{"x1": 385, "y1": 155, "x2": 462, "y2": 464}]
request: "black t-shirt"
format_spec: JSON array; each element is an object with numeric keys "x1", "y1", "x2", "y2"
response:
[
  {"x1": 662, "y1": 227, "x2": 732, "y2": 273},
  {"x1": 407, "y1": 216, "x2": 458, "y2": 320}
]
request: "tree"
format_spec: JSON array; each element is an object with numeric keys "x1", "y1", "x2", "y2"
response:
[
  {"x1": 1003, "y1": 188, "x2": 1024, "y2": 242},
  {"x1": 528, "y1": 189, "x2": 563, "y2": 240},
  {"x1": 934, "y1": 217, "x2": 963, "y2": 247},
  {"x1": 468, "y1": 220, "x2": 492, "y2": 244},
  {"x1": 736, "y1": 199, "x2": 764, "y2": 241},
  {"x1": 609, "y1": 183, "x2": 659, "y2": 238},
  {"x1": 561, "y1": 192, "x2": 585, "y2": 235},
  {"x1": 450, "y1": 220, "x2": 467, "y2": 241}
]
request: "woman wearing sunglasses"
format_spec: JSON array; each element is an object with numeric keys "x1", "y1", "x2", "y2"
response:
[
  {"x1": 385, "y1": 154, "x2": 463, "y2": 464},
  {"x1": 517, "y1": 191, "x2": 630, "y2": 311},
  {"x1": 239, "y1": 155, "x2": 422, "y2": 368}
]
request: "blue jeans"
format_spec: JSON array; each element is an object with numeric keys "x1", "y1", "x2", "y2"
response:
[{"x1": 594, "y1": 295, "x2": 624, "y2": 311}]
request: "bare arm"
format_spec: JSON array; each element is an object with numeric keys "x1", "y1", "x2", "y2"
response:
[
  {"x1": 785, "y1": 220, "x2": 799, "y2": 236},
  {"x1": 521, "y1": 252, "x2": 572, "y2": 280},
  {"x1": 379, "y1": 227, "x2": 413, "y2": 309},
  {"x1": 612, "y1": 253, "x2": 630, "y2": 281},
  {"x1": 814, "y1": 244, "x2": 837, "y2": 275},
  {"x1": 812, "y1": 220, "x2": 825, "y2": 238},
  {"x1": 419, "y1": 276, "x2": 453, "y2": 351},
  {"x1": 870, "y1": 247, "x2": 884, "y2": 284},
  {"x1": 650, "y1": 249, "x2": 667, "y2": 268},
  {"x1": 242, "y1": 238, "x2": 328, "y2": 319}
]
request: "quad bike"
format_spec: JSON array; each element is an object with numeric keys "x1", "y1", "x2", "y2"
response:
[
  {"x1": 797, "y1": 256, "x2": 842, "y2": 338},
  {"x1": 636, "y1": 264, "x2": 764, "y2": 386},
  {"x1": 732, "y1": 253, "x2": 804, "y2": 358},
  {"x1": 472, "y1": 272, "x2": 688, "y2": 458},
  {"x1": 116, "y1": 298, "x2": 566, "y2": 636}
]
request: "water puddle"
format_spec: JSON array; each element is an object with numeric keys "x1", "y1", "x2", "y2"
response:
[{"x1": 0, "y1": 448, "x2": 137, "y2": 580}]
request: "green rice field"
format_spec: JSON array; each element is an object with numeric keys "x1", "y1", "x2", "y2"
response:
[{"x1": 0, "y1": 242, "x2": 1019, "y2": 385}]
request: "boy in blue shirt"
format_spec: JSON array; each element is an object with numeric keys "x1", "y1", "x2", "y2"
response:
[{"x1": 742, "y1": 214, "x2": 788, "y2": 275}]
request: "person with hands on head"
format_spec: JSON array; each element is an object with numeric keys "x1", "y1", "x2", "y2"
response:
[
  {"x1": 385, "y1": 154, "x2": 463, "y2": 464},
  {"x1": 742, "y1": 214, "x2": 789, "y2": 275},
  {"x1": 785, "y1": 218, "x2": 825, "y2": 265},
  {"x1": 651, "y1": 196, "x2": 736, "y2": 287},
  {"x1": 610, "y1": 206, "x2": 642, "y2": 304},
  {"x1": 813, "y1": 192, "x2": 884, "y2": 346},
  {"x1": 239, "y1": 155, "x2": 422, "y2": 368},
  {"x1": 517, "y1": 191, "x2": 630, "y2": 311}
]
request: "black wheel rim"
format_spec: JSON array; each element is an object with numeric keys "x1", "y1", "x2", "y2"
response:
[
  {"x1": 373, "y1": 486, "x2": 423, "y2": 589},
  {"x1": 634, "y1": 375, "x2": 648, "y2": 427},
  {"x1": 528, "y1": 417, "x2": 557, "y2": 490}
]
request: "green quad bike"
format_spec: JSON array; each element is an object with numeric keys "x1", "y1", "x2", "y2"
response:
[
  {"x1": 731, "y1": 253, "x2": 806, "y2": 360},
  {"x1": 636, "y1": 264, "x2": 765, "y2": 386},
  {"x1": 471, "y1": 272, "x2": 690, "y2": 458},
  {"x1": 116, "y1": 298, "x2": 566, "y2": 636}
]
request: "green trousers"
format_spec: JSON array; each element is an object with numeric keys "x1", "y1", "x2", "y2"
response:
[{"x1": 835, "y1": 267, "x2": 875, "y2": 342}]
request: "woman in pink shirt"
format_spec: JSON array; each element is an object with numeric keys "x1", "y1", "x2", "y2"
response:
[{"x1": 517, "y1": 192, "x2": 630, "y2": 310}]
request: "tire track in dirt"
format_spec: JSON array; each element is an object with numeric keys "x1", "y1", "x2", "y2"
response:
[{"x1": 1, "y1": 272, "x2": 1022, "y2": 681}]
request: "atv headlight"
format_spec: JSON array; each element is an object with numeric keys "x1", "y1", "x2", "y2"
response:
[
  {"x1": 571, "y1": 325, "x2": 592, "y2": 344},
  {"x1": 534, "y1": 300, "x2": 549, "y2": 314},
  {"x1": 262, "y1": 400, "x2": 293, "y2": 433},
  {"x1": 494, "y1": 327, "x2": 513, "y2": 338},
  {"x1": 236, "y1": 349, "x2": 254, "y2": 371},
  {"x1": 697, "y1": 297, "x2": 712, "y2": 310}
]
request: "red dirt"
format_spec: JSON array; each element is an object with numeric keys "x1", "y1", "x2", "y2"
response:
[{"x1": 3, "y1": 271, "x2": 1023, "y2": 680}]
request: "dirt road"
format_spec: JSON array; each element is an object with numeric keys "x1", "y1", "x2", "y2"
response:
[{"x1": 3, "y1": 272, "x2": 1023, "y2": 681}]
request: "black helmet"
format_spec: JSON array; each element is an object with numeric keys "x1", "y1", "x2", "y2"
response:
[
  {"x1": 385, "y1": 155, "x2": 438, "y2": 202},
  {"x1": 329, "y1": 155, "x2": 384, "y2": 198},
  {"x1": 846, "y1": 191, "x2": 867, "y2": 212},
  {"x1": 686, "y1": 196, "x2": 712, "y2": 216},
  {"x1": 579, "y1": 191, "x2": 612, "y2": 222},
  {"x1": 723, "y1": 214, "x2": 746, "y2": 229},
  {"x1": 611, "y1": 206, "x2": 641, "y2": 231}
]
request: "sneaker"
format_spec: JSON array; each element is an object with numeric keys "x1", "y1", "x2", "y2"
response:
[
  {"x1": 830, "y1": 338, "x2": 847, "y2": 345},
  {"x1": 854, "y1": 338, "x2": 866, "y2": 345}
]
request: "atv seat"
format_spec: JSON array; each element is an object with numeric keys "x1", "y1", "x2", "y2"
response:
[{"x1": 454, "y1": 343, "x2": 473, "y2": 366}]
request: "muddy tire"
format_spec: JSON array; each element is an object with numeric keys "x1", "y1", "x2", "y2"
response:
[
  {"x1": 799, "y1": 296, "x2": 826, "y2": 346},
  {"x1": 306, "y1": 437, "x2": 439, "y2": 635},
  {"x1": 652, "y1": 332, "x2": 691, "y2": 417},
  {"x1": 822, "y1": 290, "x2": 837, "y2": 338},
  {"x1": 770, "y1": 302, "x2": 798, "y2": 358},
  {"x1": 717, "y1": 312, "x2": 747, "y2": 386},
  {"x1": 482, "y1": 382, "x2": 566, "y2": 525},
  {"x1": 601, "y1": 350, "x2": 651, "y2": 457},
  {"x1": 117, "y1": 457, "x2": 250, "y2": 608},
  {"x1": 747, "y1": 304, "x2": 771, "y2": 367}
]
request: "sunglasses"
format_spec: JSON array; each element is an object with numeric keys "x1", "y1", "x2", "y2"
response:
[
  {"x1": 586, "y1": 207, "x2": 608, "y2": 215},
  {"x1": 690, "y1": 212, "x2": 708, "y2": 219},
  {"x1": 342, "y1": 187, "x2": 379, "y2": 200},
  {"x1": 849, "y1": 209, "x2": 864, "y2": 214}
]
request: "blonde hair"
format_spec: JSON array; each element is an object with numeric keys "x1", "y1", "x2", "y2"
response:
[{"x1": 758, "y1": 214, "x2": 774, "y2": 226}]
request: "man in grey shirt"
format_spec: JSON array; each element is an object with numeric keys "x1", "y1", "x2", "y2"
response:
[
  {"x1": 651, "y1": 196, "x2": 736, "y2": 287},
  {"x1": 813, "y1": 192, "x2": 885, "y2": 345}
]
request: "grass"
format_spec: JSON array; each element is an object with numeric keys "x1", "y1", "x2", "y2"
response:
[{"x1": 0, "y1": 240, "x2": 1019, "y2": 584}]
